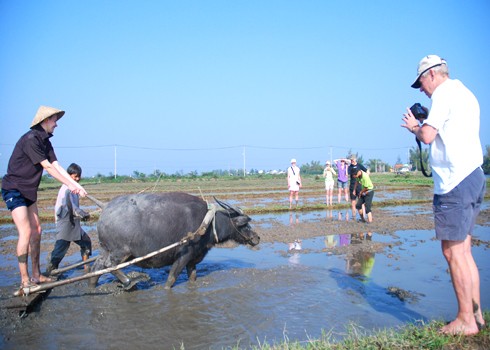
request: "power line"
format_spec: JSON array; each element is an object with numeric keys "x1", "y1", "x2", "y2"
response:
[{"x1": 49, "y1": 144, "x2": 412, "y2": 152}]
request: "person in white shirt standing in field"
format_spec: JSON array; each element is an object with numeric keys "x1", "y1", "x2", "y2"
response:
[{"x1": 287, "y1": 158, "x2": 302, "y2": 209}]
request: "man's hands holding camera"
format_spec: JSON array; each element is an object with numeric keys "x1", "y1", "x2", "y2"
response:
[{"x1": 402, "y1": 103, "x2": 428, "y2": 134}]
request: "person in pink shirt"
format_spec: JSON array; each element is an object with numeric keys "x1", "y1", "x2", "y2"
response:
[{"x1": 334, "y1": 158, "x2": 349, "y2": 204}]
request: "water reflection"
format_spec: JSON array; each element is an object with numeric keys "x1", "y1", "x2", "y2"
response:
[
  {"x1": 289, "y1": 212, "x2": 299, "y2": 226},
  {"x1": 337, "y1": 210, "x2": 350, "y2": 222},
  {"x1": 323, "y1": 209, "x2": 353, "y2": 222},
  {"x1": 347, "y1": 232, "x2": 375, "y2": 281},
  {"x1": 324, "y1": 231, "x2": 376, "y2": 279},
  {"x1": 288, "y1": 213, "x2": 301, "y2": 264},
  {"x1": 339, "y1": 234, "x2": 350, "y2": 246},
  {"x1": 324, "y1": 234, "x2": 357, "y2": 249},
  {"x1": 324, "y1": 234, "x2": 337, "y2": 248}
]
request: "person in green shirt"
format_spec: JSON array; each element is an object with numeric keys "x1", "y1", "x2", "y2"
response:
[{"x1": 353, "y1": 170, "x2": 374, "y2": 223}]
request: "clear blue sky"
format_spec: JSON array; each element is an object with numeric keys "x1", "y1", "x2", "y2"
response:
[{"x1": 1, "y1": 1, "x2": 489, "y2": 176}]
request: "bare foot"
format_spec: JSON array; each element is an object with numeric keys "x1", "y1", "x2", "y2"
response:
[
  {"x1": 21, "y1": 279, "x2": 37, "y2": 288},
  {"x1": 440, "y1": 318, "x2": 479, "y2": 335},
  {"x1": 31, "y1": 275, "x2": 54, "y2": 284}
]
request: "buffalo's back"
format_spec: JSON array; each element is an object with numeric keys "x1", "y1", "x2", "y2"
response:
[{"x1": 97, "y1": 192, "x2": 208, "y2": 261}]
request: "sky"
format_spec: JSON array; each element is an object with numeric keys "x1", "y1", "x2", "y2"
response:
[{"x1": 1, "y1": 1, "x2": 489, "y2": 177}]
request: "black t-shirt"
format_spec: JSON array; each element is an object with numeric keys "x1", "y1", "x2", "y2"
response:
[
  {"x1": 348, "y1": 163, "x2": 367, "y2": 184},
  {"x1": 2, "y1": 125, "x2": 57, "y2": 202}
]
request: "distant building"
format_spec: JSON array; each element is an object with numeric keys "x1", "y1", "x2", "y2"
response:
[{"x1": 393, "y1": 163, "x2": 411, "y2": 174}]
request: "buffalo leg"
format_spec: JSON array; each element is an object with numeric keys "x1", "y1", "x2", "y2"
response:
[
  {"x1": 165, "y1": 256, "x2": 190, "y2": 289},
  {"x1": 88, "y1": 253, "x2": 133, "y2": 289},
  {"x1": 88, "y1": 254, "x2": 109, "y2": 288},
  {"x1": 186, "y1": 263, "x2": 197, "y2": 282}
]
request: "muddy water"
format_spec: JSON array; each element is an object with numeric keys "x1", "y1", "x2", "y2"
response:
[{"x1": 1, "y1": 206, "x2": 489, "y2": 349}]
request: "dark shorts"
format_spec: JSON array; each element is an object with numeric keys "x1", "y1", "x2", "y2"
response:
[
  {"x1": 356, "y1": 190, "x2": 374, "y2": 213},
  {"x1": 349, "y1": 182, "x2": 362, "y2": 200},
  {"x1": 433, "y1": 167, "x2": 486, "y2": 241},
  {"x1": 1, "y1": 189, "x2": 35, "y2": 211}
]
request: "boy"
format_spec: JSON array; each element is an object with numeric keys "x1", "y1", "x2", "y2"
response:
[
  {"x1": 353, "y1": 170, "x2": 374, "y2": 223},
  {"x1": 46, "y1": 163, "x2": 91, "y2": 275}
]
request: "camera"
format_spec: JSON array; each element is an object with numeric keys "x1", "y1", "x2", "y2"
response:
[{"x1": 410, "y1": 103, "x2": 428, "y2": 122}]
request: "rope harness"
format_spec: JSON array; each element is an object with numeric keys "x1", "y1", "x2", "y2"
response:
[{"x1": 180, "y1": 203, "x2": 217, "y2": 243}]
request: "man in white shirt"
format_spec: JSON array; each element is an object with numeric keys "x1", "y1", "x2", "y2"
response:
[{"x1": 401, "y1": 55, "x2": 486, "y2": 335}]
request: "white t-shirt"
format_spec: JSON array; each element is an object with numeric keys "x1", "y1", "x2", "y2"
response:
[
  {"x1": 424, "y1": 79, "x2": 483, "y2": 194},
  {"x1": 288, "y1": 165, "x2": 301, "y2": 190}
]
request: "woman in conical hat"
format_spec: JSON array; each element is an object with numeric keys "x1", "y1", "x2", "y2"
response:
[{"x1": 1, "y1": 105, "x2": 88, "y2": 290}]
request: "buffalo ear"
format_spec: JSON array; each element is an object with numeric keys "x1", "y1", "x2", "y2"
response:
[{"x1": 233, "y1": 215, "x2": 251, "y2": 226}]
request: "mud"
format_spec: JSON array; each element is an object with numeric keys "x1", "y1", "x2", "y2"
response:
[
  {"x1": 0, "y1": 203, "x2": 445, "y2": 259},
  {"x1": 0, "y1": 201, "x2": 489, "y2": 349}
]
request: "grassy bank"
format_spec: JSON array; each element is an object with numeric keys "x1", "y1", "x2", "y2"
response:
[{"x1": 235, "y1": 312, "x2": 489, "y2": 350}]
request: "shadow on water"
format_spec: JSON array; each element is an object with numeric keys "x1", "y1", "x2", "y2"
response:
[{"x1": 329, "y1": 267, "x2": 426, "y2": 324}]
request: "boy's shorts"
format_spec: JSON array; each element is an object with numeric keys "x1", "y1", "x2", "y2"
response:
[
  {"x1": 433, "y1": 168, "x2": 486, "y2": 241},
  {"x1": 1, "y1": 189, "x2": 35, "y2": 211}
]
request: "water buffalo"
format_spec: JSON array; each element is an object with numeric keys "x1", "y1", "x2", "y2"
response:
[{"x1": 88, "y1": 192, "x2": 260, "y2": 289}]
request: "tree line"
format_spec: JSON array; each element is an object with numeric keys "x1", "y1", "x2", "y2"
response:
[{"x1": 41, "y1": 146, "x2": 489, "y2": 181}]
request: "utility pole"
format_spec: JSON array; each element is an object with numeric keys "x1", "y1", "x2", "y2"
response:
[
  {"x1": 114, "y1": 145, "x2": 117, "y2": 179},
  {"x1": 242, "y1": 146, "x2": 246, "y2": 177}
]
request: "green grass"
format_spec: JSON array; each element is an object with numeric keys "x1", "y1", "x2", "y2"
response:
[{"x1": 229, "y1": 312, "x2": 490, "y2": 350}]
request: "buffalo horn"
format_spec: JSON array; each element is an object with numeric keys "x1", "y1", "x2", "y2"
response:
[{"x1": 214, "y1": 197, "x2": 244, "y2": 215}]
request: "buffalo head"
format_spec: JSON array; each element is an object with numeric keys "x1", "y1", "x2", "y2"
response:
[{"x1": 214, "y1": 197, "x2": 260, "y2": 246}]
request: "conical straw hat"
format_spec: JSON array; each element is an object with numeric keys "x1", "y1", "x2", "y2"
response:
[{"x1": 30, "y1": 105, "x2": 65, "y2": 128}]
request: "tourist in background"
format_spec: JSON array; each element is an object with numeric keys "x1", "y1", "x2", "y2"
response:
[
  {"x1": 287, "y1": 158, "x2": 302, "y2": 209},
  {"x1": 334, "y1": 158, "x2": 349, "y2": 204},
  {"x1": 322, "y1": 161, "x2": 336, "y2": 206}
]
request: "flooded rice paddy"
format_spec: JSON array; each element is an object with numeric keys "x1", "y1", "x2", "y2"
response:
[{"x1": 0, "y1": 195, "x2": 489, "y2": 349}]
